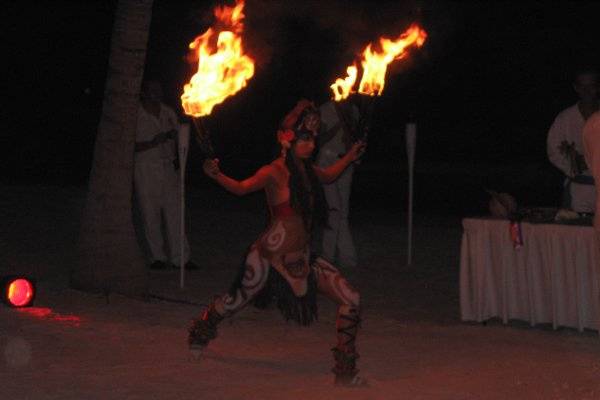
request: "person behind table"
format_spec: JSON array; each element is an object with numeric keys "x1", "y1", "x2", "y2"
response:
[
  {"x1": 583, "y1": 111, "x2": 600, "y2": 248},
  {"x1": 134, "y1": 79, "x2": 197, "y2": 270},
  {"x1": 546, "y1": 67, "x2": 599, "y2": 213},
  {"x1": 188, "y1": 99, "x2": 367, "y2": 386},
  {"x1": 316, "y1": 97, "x2": 362, "y2": 269}
]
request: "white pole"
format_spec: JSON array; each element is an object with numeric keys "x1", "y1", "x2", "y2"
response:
[
  {"x1": 406, "y1": 123, "x2": 416, "y2": 266},
  {"x1": 178, "y1": 123, "x2": 191, "y2": 289}
]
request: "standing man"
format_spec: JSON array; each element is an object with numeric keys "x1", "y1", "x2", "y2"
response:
[
  {"x1": 134, "y1": 80, "x2": 195, "y2": 270},
  {"x1": 316, "y1": 99, "x2": 361, "y2": 269},
  {"x1": 583, "y1": 111, "x2": 600, "y2": 251},
  {"x1": 547, "y1": 67, "x2": 599, "y2": 213}
]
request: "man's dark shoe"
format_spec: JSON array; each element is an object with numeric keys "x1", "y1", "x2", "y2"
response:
[
  {"x1": 150, "y1": 260, "x2": 168, "y2": 270},
  {"x1": 185, "y1": 261, "x2": 200, "y2": 270},
  {"x1": 171, "y1": 261, "x2": 200, "y2": 270}
]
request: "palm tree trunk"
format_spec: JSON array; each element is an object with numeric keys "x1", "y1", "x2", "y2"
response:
[{"x1": 72, "y1": 0, "x2": 154, "y2": 297}]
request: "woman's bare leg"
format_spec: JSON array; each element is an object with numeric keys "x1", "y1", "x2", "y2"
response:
[
  {"x1": 188, "y1": 246, "x2": 270, "y2": 349},
  {"x1": 312, "y1": 257, "x2": 363, "y2": 385}
]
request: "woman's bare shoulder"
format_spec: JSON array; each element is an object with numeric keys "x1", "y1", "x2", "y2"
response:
[
  {"x1": 266, "y1": 158, "x2": 288, "y2": 184},
  {"x1": 250, "y1": 159, "x2": 283, "y2": 182},
  {"x1": 268, "y1": 157, "x2": 286, "y2": 171}
]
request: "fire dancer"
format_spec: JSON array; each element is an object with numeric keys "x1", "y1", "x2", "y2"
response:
[
  {"x1": 547, "y1": 67, "x2": 599, "y2": 213},
  {"x1": 134, "y1": 80, "x2": 196, "y2": 270},
  {"x1": 189, "y1": 100, "x2": 367, "y2": 386},
  {"x1": 316, "y1": 98, "x2": 362, "y2": 268}
]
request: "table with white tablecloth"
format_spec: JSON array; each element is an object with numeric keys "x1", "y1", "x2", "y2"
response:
[{"x1": 460, "y1": 218, "x2": 600, "y2": 332}]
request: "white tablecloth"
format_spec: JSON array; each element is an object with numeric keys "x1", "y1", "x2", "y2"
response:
[{"x1": 460, "y1": 218, "x2": 600, "y2": 332}]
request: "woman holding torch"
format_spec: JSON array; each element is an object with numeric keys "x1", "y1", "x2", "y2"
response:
[{"x1": 188, "y1": 99, "x2": 366, "y2": 386}]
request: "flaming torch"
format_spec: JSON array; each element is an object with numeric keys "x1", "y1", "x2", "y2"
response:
[
  {"x1": 181, "y1": 0, "x2": 255, "y2": 158},
  {"x1": 330, "y1": 24, "x2": 427, "y2": 266},
  {"x1": 178, "y1": 0, "x2": 254, "y2": 288},
  {"x1": 329, "y1": 24, "x2": 427, "y2": 140}
]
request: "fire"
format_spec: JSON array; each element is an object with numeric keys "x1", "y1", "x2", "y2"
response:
[
  {"x1": 330, "y1": 24, "x2": 427, "y2": 100},
  {"x1": 181, "y1": 0, "x2": 255, "y2": 117},
  {"x1": 330, "y1": 65, "x2": 358, "y2": 102}
]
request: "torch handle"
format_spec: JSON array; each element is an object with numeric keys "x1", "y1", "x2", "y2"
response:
[
  {"x1": 357, "y1": 95, "x2": 377, "y2": 142},
  {"x1": 192, "y1": 118, "x2": 216, "y2": 159}
]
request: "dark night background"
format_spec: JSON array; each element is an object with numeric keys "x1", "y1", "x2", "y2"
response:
[{"x1": 3, "y1": 0, "x2": 600, "y2": 216}]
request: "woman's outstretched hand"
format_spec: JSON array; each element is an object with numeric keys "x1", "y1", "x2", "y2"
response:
[
  {"x1": 203, "y1": 158, "x2": 220, "y2": 180},
  {"x1": 347, "y1": 140, "x2": 367, "y2": 162}
]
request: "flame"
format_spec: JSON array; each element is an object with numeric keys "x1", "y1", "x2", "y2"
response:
[
  {"x1": 181, "y1": 0, "x2": 255, "y2": 117},
  {"x1": 330, "y1": 24, "x2": 427, "y2": 100},
  {"x1": 330, "y1": 65, "x2": 358, "y2": 102}
]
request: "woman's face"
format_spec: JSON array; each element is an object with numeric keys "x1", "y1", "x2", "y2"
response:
[
  {"x1": 293, "y1": 135, "x2": 316, "y2": 159},
  {"x1": 303, "y1": 112, "x2": 321, "y2": 133}
]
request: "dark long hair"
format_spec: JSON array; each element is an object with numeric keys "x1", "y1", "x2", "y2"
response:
[{"x1": 285, "y1": 150, "x2": 327, "y2": 232}]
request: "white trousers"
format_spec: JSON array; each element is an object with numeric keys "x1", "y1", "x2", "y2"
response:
[
  {"x1": 322, "y1": 164, "x2": 357, "y2": 268},
  {"x1": 134, "y1": 159, "x2": 190, "y2": 265}
]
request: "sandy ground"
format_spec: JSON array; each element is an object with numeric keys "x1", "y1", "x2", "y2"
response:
[{"x1": 1, "y1": 184, "x2": 600, "y2": 400}]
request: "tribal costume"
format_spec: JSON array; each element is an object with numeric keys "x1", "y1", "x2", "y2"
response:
[
  {"x1": 189, "y1": 199, "x2": 362, "y2": 384},
  {"x1": 189, "y1": 100, "x2": 363, "y2": 385}
]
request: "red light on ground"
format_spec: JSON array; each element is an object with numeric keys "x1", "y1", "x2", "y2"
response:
[
  {"x1": 17, "y1": 307, "x2": 82, "y2": 326},
  {"x1": 3, "y1": 277, "x2": 36, "y2": 307}
]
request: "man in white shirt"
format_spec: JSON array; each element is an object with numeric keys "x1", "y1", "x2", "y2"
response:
[
  {"x1": 134, "y1": 80, "x2": 194, "y2": 270},
  {"x1": 316, "y1": 99, "x2": 361, "y2": 268},
  {"x1": 547, "y1": 68, "x2": 599, "y2": 213}
]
